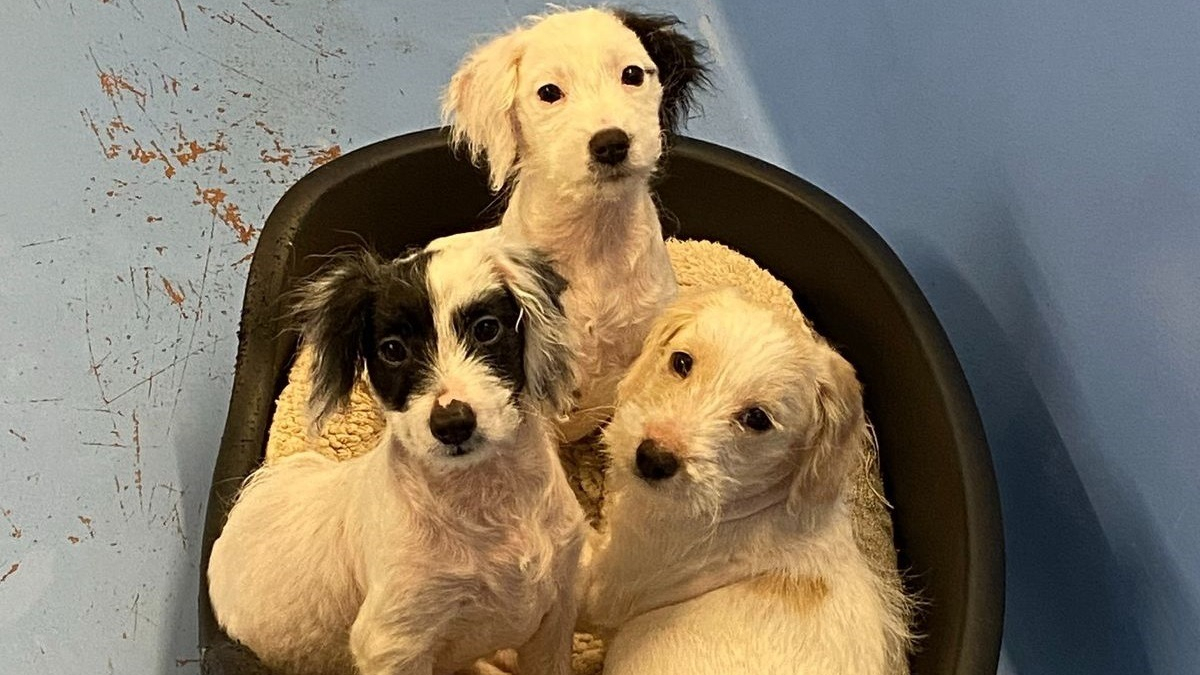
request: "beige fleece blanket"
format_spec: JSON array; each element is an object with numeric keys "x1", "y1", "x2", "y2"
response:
[{"x1": 265, "y1": 239, "x2": 904, "y2": 675}]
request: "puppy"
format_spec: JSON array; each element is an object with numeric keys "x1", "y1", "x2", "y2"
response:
[
  {"x1": 579, "y1": 288, "x2": 912, "y2": 675},
  {"x1": 442, "y1": 7, "x2": 709, "y2": 441},
  {"x1": 207, "y1": 238, "x2": 585, "y2": 675}
]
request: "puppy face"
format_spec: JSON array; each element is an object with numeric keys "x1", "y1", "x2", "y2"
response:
[
  {"x1": 443, "y1": 8, "x2": 708, "y2": 193},
  {"x1": 294, "y1": 240, "x2": 573, "y2": 469},
  {"x1": 604, "y1": 288, "x2": 864, "y2": 520}
]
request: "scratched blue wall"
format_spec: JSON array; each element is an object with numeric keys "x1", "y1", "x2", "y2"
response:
[
  {"x1": 0, "y1": 1, "x2": 774, "y2": 673},
  {"x1": 2, "y1": 1, "x2": 1198, "y2": 674}
]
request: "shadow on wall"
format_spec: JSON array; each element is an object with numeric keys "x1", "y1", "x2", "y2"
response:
[{"x1": 907, "y1": 233, "x2": 1149, "y2": 673}]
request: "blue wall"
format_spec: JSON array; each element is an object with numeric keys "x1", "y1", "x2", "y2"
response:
[
  {"x1": 705, "y1": 1, "x2": 1200, "y2": 673},
  {"x1": 1, "y1": 1, "x2": 1196, "y2": 673}
]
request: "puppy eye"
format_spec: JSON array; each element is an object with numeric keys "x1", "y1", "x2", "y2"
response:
[
  {"x1": 621, "y1": 65, "x2": 645, "y2": 86},
  {"x1": 471, "y1": 316, "x2": 503, "y2": 345},
  {"x1": 537, "y1": 83, "x2": 564, "y2": 103},
  {"x1": 670, "y1": 351, "x2": 693, "y2": 378},
  {"x1": 737, "y1": 407, "x2": 773, "y2": 432},
  {"x1": 378, "y1": 338, "x2": 408, "y2": 366}
]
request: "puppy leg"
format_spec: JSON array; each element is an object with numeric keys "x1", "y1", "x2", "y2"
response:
[
  {"x1": 455, "y1": 650, "x2": 518, "y2": 675},
  {"x1": 515, "y1": 594, "x2": 576, "y2": 675},
  {"x1": 350, "y1": 591, "x2": 441, "y2": 675}
]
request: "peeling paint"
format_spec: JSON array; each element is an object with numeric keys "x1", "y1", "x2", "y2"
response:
[
  {"x1": 309, "y1": 144, "x2": 341, "y2": 168},
  {"x1": 160, "y1": 277, "x2": 185, "y2": 306}
]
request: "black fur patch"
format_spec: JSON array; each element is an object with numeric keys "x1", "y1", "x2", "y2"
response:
[
  {"x1": 361, "y1": 255, "x2": 436, "y2": 413},
  {"x1": 292, "y1": 250, "x2": 435, "y2": 421},
  {"x1": 452, "y1": 288, "x2": 526, "y2": 393},
  {"x1": 613, "y1": 9, "x2": 711, "y2": 133}
]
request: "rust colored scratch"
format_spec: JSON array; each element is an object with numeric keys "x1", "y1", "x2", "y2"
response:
[
  {"x1": 309, "y1": 144, "x2": 341, "y2": 168},
  {"x1": 2, "y1": 509, "x2": 21, "y2": 539},
  {"x1": 147, "y1": 216, "x2": 163, "y2": 223},
  {"x1": 67, "y1": 535, "x2": 81, "y2": 544},
  {"x1": 129, "y1": 141, "x2": 177, "y2": 178},
  {"x1": 161, "y1": 276, "x2": 185, "y2": 305},
  {"x1": 80, "y1": 109, "x2": 122, "y2": 159},
  {"x1": 260, "y1": 138, "x2": 293, "y2": 165},
  {"x1": 108, "y1": 117, "x2": 133, "y2": 135},
  {"x1": 79, "y1": 515, "x2": 96, "y2": 538},
  {"x1": 231, "y1": 252, "x2": 253, "y2": 267},
  {"x1": 195, "y1": 186, "x2": 256, "y2": 244},
  {"x1": 98, "y1": 69, "x2": 147, "y2": 111},
  {"x1": 172, "y1": 131, "x2": 226, "y2": 167},
  {"x1": 132, "y1": 410, "x2": 144, "y2": 513},
  {"x1": 0, "y1": 563, "x2": 17, "y2": 583}
]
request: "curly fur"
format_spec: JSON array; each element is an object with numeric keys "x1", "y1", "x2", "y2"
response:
[{"x1": 579, "y1": 287, "x2": 914, "y2": 675}]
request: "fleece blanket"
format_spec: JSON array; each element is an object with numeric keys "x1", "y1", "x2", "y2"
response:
[{"x1": 264, "y1": 238, "x2": 905, "y2": 675}]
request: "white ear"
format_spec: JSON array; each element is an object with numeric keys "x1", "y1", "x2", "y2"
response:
[
  {"x1": 442, "y1": 30, "x2": 525, "y2": 192},
  {"x1": 787, "y1": 347, "x2": 865, "y2": 519}
]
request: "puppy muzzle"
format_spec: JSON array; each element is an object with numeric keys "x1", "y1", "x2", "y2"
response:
[
  {"x1": 429, "y1": 399, "x2": 477, "y2": 452},
  {"x1": 589, "y1": 127, "x2": 631, "y2": 167},
  {"x1": 635, "y1": 439, "x2": 680, "y2": 481}
]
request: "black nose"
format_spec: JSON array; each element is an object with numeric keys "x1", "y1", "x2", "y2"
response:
[
  {"x1": 635, "y1": 439, "x2": 679, "y2": 481},
  {"x1": 429, "y1": 400, "x2": 476, "y2": 446},
  {"x1": 589, "y1": 128, "x2": 630, "y2": 165}
]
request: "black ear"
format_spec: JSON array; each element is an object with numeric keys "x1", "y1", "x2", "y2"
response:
[
  {"x1": 290, "y1": 251, "x2": 382, "y2": 430},
  {"x1": 613, "y1": 9, "x2": 711, "y2": 133},
  {"x1": 492, "y1": 244, "x2": 577, "y2": 417}
]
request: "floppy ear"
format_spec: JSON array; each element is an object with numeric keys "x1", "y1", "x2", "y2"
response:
[
  {"x1": 612, "y1": 10, "x2": 711, "y2": 133},
  {"x1": 290, "y1": 251, "x2": 381, "y2": 431},
  {"x1": 492, "y1": 245, "x2": 576, "y2": 417},
  {"x1": 442, "y1": 29, "x2": 526, "y2": 192},
  {"x1": 787, "y1": 347, "x2": 866, "y2": 518}
]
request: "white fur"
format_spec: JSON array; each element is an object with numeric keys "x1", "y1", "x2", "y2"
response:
[
  {"x1": 208, "y1": 239, "x2": 584, "y2": 675},
  {"x1": 442, "y1": 8, "x2": 683, "y2": 441},
  {"x1": 579, "y1": 287, "x2": 912, "y2": 675}
]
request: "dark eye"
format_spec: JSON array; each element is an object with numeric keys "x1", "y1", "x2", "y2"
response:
[
  {"x1": 378, "y1": 338, "x2": 408, "y2": 366},
  {"x1": 621, "y1": 65, "x2": 645, "y2": 86},
  {"x1": 537, "y1": 83, "x2": 564, "y2": 103},
  {"x1": 670, "y1": 351, "x2": 693, "y2": 378},
  {"x1": 738, "y1": 407, "x2": 773, "y2": 432},
  {"x1": 471, "y1": 316, "x2": 502, "y2": 345}
]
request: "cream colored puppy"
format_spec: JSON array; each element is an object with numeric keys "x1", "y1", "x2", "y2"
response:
[
  {"x1": 442, "y1": 7, "x2": 708, "y2": 441},
  {"x1": 579, "y1": 287, "x2": 912, "y2": 675}
]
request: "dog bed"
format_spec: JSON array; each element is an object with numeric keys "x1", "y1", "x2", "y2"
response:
[
  {"x1": 264, "y1": 238, "x2": 906, "y2": 675},
  {"x1": 198, "y1": 129, "x2": 1003, "y2": 675}
]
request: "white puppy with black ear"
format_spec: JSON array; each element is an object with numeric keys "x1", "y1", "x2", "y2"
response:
[
  {"x1": 579, "y1": 288, "x2": 912, "y2": 675},
  {"x1": 442, "y1": 7, "x2": 709, "y2": 440},
  {"x1": 207, "y1": 238, "x2": 584, "y2": 675}
]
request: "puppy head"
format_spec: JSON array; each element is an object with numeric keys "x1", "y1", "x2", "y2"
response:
[
  {"x1": 605, "y1": 287, "x2": 864, "y2": 522},
  {"x1": 443, "y1": 8, "x2": 708, "y2": 194},
  {"x1": 293, "y1": 239, "x2": 573, "y2": 469}
]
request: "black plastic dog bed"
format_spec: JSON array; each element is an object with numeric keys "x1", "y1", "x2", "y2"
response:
[{"x1": 198, "y1": 128, "x2": 1004, "y2": 675}]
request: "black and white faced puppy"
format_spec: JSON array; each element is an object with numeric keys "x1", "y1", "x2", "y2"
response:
[{"x1": 298, "y1": 238, "x2": 575, "y2": 468}]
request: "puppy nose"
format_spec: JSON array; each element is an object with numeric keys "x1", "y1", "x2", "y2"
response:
[
  {"x1": 589, "y1": 128, "x2": 630, "y2": 165},
  {"x1": 429, "y1": 400, "x2": 476, "y2": 446},
  {"x1": 635, "y1": 439, "x2": 679, "y2": 481}
]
